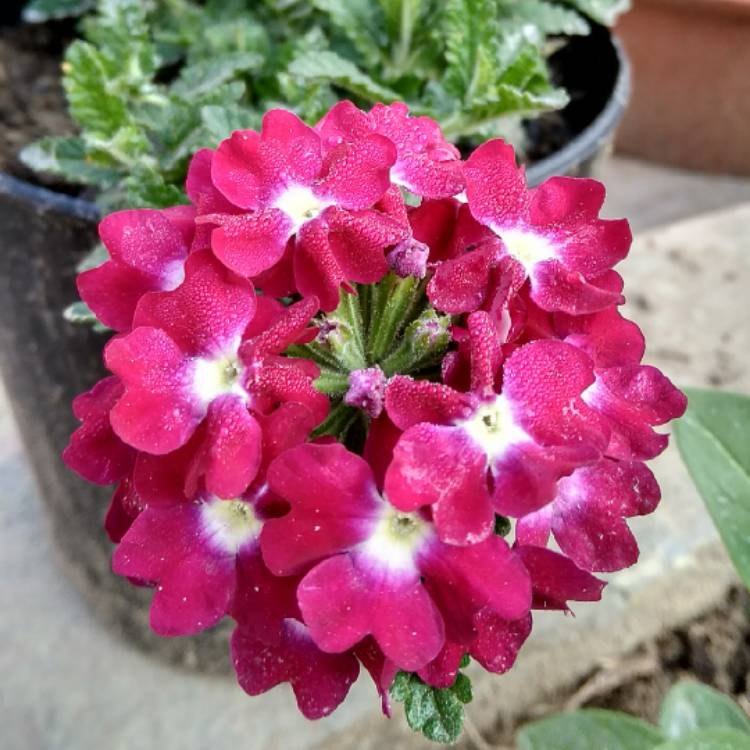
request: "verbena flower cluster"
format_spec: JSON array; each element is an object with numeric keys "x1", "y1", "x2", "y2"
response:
[{"x1": 64, "y1": 101, "x2": 686, "y2": 726}]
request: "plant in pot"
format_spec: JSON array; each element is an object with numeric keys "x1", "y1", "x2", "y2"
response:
[{"x1": 0, "y1": 0, "x2": 633, "y2": 692}]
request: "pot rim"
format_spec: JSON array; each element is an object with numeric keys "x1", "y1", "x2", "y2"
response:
[
  {"x1": 0, "y1": 29, "x2": 629, "y2": 219},
  {"x1": 526, "y1": 34, "x2": 630, "y2": 186}
]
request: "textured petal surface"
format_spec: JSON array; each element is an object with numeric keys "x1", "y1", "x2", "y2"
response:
[
  {"x1": 232, "y1": 619, "x2": 359, "y2": 720},
  {"x1": 263, "y1": 444, "x2": 379, "y2": 574},
  {"x1": 63, "y1": 376, "x2": 135, "y2": 485},
  {"x1": 133, "y1": 251, "x2": 257, "y2": 357}
]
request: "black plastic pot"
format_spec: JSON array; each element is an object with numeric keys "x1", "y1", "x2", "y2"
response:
[
  {"x1": 0, "y1": 172, "x2": 232, "y2": 673},
  {"x1": 0, "y1": 22, "x2": 628, "y2": 672}
]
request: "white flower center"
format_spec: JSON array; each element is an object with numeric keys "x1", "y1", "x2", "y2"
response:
[
  {"x1": 201, "y1": 497, "x2": 260, "y2": 554},
  {"x1": 274, "y1": 185, "x2": 328, "y2": 230},
  {"x1": 359, "y1": 506, "x2": 431, "y2": 572},
  {"x1": 496, "y1": 227, "x2": 556, "y2": 272},
  {"x1": 459, "y1": 396, "x2": 529, "y2": 460},
  {"x1": 193, "y1": 352, "x2": 245, "y2": 406},
  {"x1": 161, "y1": 260, "x2": 186, "y2": 292}
]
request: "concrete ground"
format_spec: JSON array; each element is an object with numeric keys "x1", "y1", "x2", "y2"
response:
[{"x1": 1, "y1": 156, "x2": 750, "y2": 750}]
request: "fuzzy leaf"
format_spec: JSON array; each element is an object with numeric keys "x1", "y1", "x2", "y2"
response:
[
  {"x1": 390, "y1": 670, "x2": 473, "y2": 744},
  {"x1": 200, "y1": 105, "x2": 261, "y2": 143},
  {"x1": 561, "y1": 0, "x2": 630, "y2": 25},
  {"x1": 172, "y1": 52, "x2": 264, "y2": 97},
  {"x1": 124, "y1": 166, "x2": 188, "y2": 209},
  {"x1": 660, "y1": 683, "x2": 750, "y2": 739},
  {"x1": 498, "y1": 0, "x2": 590, "y2": 38},
  {"x1": 20, "y1": 136, "x2": 121, "y2": 187},
  {"x1": 23, "y1": 0, "x2": 95, "y2": 22},
  {"x1": 312, "y1": 0, "x2": 387, "y2": 65},
  {"x1": 63, "y1": 41, "x2": 129, "y2": 137},
  {"x1": 518, "y1": 710, "x2": 665, "y2": 750},
  {"x1": 655, "y1": 729, "x2": 750, "y2": 750},
  {"x1": 674, "y1": 389, "x2": 750, "y2": 591},
  {"x1": 286, "y1": 50, "x2": 401, "y2": 103},
  {"x1": 441, "y1": 0, "x2": 500, "y2": 103}
]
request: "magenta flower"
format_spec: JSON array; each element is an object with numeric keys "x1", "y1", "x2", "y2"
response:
[
  {"x1": 384, "y1": 311, "x2": 609, "y2": 544},
  {"x1": 199, "y1": 109, "x2": 408, "y2": 310},
  {"x1": 104, "y1": 250, "x2": 327, "y2": 497},
  {"x1": 78, "y1": 206, "x2": 195, "y2": 331},
  {"x1": 517, "y1": 459, "x2": 661, "y2": 572},
  {"x1": 63, "y1": 101, "x2": 687, "y2": 733},
  {"x1": 317, "y1": 101, "x2": 464, "y2": 199},
  {"x1": 261, "y1": 443, "x2": 532, "y2": 671},
  {"x1": 112, "y1": 484, "x2": 297, "y2": 637},
  {"x1": 428, "y1": 140, "x2": 632, "y2": 316}
]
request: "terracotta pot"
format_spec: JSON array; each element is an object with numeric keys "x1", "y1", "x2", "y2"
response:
[{"x1": 615, "y1": 0, "x2": 750, "y2": 174}]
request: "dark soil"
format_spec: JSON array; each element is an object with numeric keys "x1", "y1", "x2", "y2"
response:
[
  {"x1": 0, "y1": 21, "x2": 75, "y2": 185},
  {"x1": 483, "y1": 588, "x2": 750, "y2": 748}
]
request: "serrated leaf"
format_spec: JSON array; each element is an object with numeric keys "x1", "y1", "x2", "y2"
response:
[
  {"x1": 286, "y1": 50, "x2": 400, "y2": 103},
  {"x1": 23, "y1": 0, "x2": 95, "y2": 22},
  {"x1": 561, "y1": 0, "x2": 630, "y2": 26},
  {"x1": 674, "y1": 389, "x2": 750, "y2": 591},
  {"x1": 200, "y1": 105, "x2": 261, "y2": 143},
  {"x1": 312, "y1": 0, "x2": 387, "y2": 65},
  {"x1": 390, "y1": 670, "x2": 472, "y2": 744},
  {"x1": 63, "y1": 41, "x2": 129, "y2": 137},
  {"x1": 125, "y1": 167, "x2": 188, "y2": 209},
  {"x1": 518, "y1": 709, "x2": 665, "y2": 750},
  {"x1": 441, "y1": 0, "x2": 500, "y2": 103},
  {"x1": 452, "y1": 672, "x2": 473, "y2": 704},
  {"x1": 655, "y1": 728, "x2": 750, "y2": 750},
  {"x1": 660, "y1": 682, "x2": 750, "y2": 738},
  {"x1": 20, "y1": 137, "x2": 122, "y2": 188},
  {"x1": 172, "y1": 52, "x2": 264, "y2": 97},
  {"x1": 498, "y1": 0, "x2": 590, "y2": 38}
]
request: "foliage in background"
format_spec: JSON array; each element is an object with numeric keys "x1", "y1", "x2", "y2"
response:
[
  {"x1": 519, "y1": 682, "x2": 750, "y2": 749},
  {"x1": 22, "y1": 0, "x2": 628, "y2": 211},
  {"x1": 675, "y1": 389, "x2": 750, "y2": 591},
  {"x1": 514, "y1": 389, "x2": 750, "y2": 747}
]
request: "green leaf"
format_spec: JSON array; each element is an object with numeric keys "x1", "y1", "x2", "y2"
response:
[
  {"x1": 498, "y1": 0, "x2": 590, "y2": 38},
  {"x1": 655, "y1": 728, "x2": 750, "y2": 750},
  {"x1": 560, "y1": 0, "x2": 631, "y2": 26},
  {"x1": 441, "y1": 0, "x2": 500, "y2": 103},
  {"x1": 660, "y1": 683, "x2": 750, "y2": 738},
  {"x1": 674, "y1": 389, "x2": 750, "y2": 590},
  {"x1": 63, "y1": 301, "x2": 109, "y2": 332},
  {"x1": 518, "y1": 709, "x2": 665, "y2": 750},
  {"x1": 23, "y1": 0, "x2": 95, "y2": 22},
  {"x1": 124, "y1": 166, "x2": 188, "y2": 209},
  {"x1": 200, "y1": 105, "x2": 261, "y2": 143},
  {"x1": 20, "y1": 137, "x2": 121, "y2": 188},
  {"x1": 312, "y1": 0, "x2": 387, "y2": 65},
  {"x1": 390, "y1": 670, "x2": 473, "y2": 744},
  {"x1": 286, "y1": 50, "x2": 401, "y2": 104},
  {"x1": 173, "y1": 52, "x2": 264, "y2": 97},
  {"x1": 63, "y1": 41, "x2": 129, "y2": 137}
]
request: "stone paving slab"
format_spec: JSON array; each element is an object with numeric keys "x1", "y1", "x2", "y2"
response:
[{"x1": 1, "y1": 197, "x2": 749, "y2": 750}]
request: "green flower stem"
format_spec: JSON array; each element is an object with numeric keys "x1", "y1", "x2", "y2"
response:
[
  {"x1": 313, "y1": 369, "x2": 350, "y2": 397},
  {"x1": 312, "y1": 400, "x2": 358, "y2": 440},
  {"x1": 286, "y1": 342, "x2": 342, "y2": 373},
  {"x1": 379, "y1": 308, "x2": 450, "y2": 376},
  {"x1": 367, "y1": 274, "x2": 422, "y2": 364}
]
